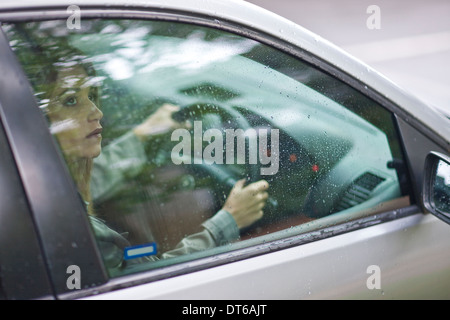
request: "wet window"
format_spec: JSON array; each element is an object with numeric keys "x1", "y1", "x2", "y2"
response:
[{"x1": 4, "y1": 19, "x2": 409, "y2": 277}]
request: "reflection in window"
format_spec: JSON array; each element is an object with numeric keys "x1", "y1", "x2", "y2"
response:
[
  {"x1": 5, "y1": 19, "x2": 409, "y2": 277},
  {"x1": 435, "y1": 160, "x2": 450, "y2": 212}
]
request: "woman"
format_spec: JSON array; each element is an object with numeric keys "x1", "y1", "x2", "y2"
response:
[{"x1": 38, "y1": 47, "x2": 269, "y2": 270}]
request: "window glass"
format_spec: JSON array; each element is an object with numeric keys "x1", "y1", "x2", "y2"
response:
[{"x1": 4, "y1": 19, "x2": 409, "y2": 277}]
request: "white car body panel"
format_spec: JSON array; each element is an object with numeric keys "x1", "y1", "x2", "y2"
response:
[{"x1": 86, "y1": 214, "x2": 450, "y2": 299}]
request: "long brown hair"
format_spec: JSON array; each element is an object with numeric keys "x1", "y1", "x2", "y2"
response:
[
  {"x1": 68, "y1": 158, "x2": 95, "y2": 215},
  {"x1": 11, "y1": 25, "x2": 100, "y2": 214}
]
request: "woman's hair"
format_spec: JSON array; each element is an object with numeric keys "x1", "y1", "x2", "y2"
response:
[
  {"x1": 12, "y1": 27, "x2": 98, "y2": 108},
  {"x1": 11, "y1": 23, "x2": 100, "y2": 214}
]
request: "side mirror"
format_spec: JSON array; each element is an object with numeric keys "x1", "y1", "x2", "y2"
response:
[{"x1": 423, "y1": 152, "x2": 450, "y2": 224}]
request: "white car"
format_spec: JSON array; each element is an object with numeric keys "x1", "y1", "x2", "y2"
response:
[{"x1": 0, "y1": 0, "x2": 449, "y2": 301}]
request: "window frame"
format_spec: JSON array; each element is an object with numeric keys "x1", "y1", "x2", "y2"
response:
[
  {"x1": 0, "y1": 24, "x2": 108, "y2": 298},
  {"x1": 0, "y1": 115, "x2": 54, "y2": 300},
  {"x1": 0, "y1": 6, "x2": 432, "y2": 299}
]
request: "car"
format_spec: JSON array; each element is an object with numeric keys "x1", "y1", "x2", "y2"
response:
[{"x1": 0, "y1": 0, "x2": 449, "y2": 301}]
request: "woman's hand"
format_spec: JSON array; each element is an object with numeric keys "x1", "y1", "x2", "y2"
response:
[
  {"x1": 133, "y1": 103, "x2": 190, "y2": 141},
  {"x1": 222, "y1": 179, "x2": 269, "y2": 229}
]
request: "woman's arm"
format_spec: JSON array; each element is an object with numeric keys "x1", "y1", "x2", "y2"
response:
[
  {"x1": 90, "y1": 130, "x2": 148, "y2": 202},
  {"x1": 91, "y1": 104, "x2": 186, "y2": 202},
  {"x1": 160, "y1": 209, "x2": 239, "y2": 259}
]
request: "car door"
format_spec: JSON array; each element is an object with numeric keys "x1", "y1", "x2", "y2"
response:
[{"x1": 0, "y1": 2, "x2": 449, "y2": 300}]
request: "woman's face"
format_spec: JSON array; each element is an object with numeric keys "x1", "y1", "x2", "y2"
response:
[{"x1": 47, "y1": 65, "x2": 103, "y2": 160}]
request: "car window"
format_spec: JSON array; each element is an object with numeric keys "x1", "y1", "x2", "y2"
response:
[{"x1": 4, "y1": 19, "x2": 410, "y2": 278}]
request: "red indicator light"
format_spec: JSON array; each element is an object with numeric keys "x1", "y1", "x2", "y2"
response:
[
  {"x1": 289, "y1": 154, "x2": 297, "y2": 163},
  {"x1": 312, "y1": 164, "x2": 319, "y2": 172}
]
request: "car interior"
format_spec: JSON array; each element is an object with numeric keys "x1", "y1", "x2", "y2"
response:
[{"x1": 5, "y1": 19, "x2": 410, "y2": 276}]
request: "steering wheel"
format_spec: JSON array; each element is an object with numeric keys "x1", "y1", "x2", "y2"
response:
[
  {"x1": 173, "y1": 102, "x2": 260, "y2": 184},
  {"x1": 172, "y1": 102, "x2": 278, "y2": 215}
]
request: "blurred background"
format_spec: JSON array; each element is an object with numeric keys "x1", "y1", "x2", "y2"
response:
[{"x1": 246, "y1": 0, "x2": 450, "y2": 118}]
